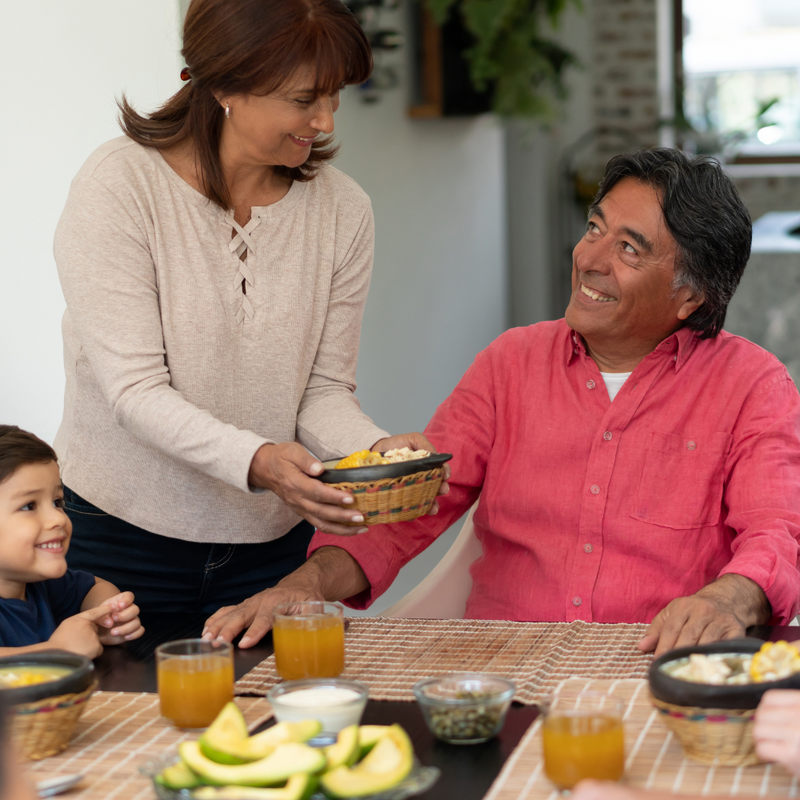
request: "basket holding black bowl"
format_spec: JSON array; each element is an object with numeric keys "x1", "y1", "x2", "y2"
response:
[
  {"x1": 649, "y1": 638, "x2": 800, "y2": 766},
  {"x1": 318, "y1": 453, "x2": 452, "y2": 527},
  {"x1": 0, "y1": 651, "x2": 97, "y2": 760}
]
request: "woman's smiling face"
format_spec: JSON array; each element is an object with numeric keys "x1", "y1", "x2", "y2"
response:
[{"x1": 220, "y1": 65, "x2": 341, "y2": 170}]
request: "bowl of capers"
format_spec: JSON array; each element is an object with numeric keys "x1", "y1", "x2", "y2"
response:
[{"x1": 413, "y1": 673, "x2": 516, "y2": 744}]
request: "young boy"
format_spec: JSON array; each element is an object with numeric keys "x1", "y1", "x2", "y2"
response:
[{"x1": 0, "y1": 425, "x2": 143, "y2": 658}]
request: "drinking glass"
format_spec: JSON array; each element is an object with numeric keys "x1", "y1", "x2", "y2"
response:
[
  {"x1": 272, "y1": 601, "x2": 345, "y2": 680},
  {"x1": 156, "y1": 639, "x2": 234, "y2": 728},
  {"x1": 541, "y1": 689, "x2": 625, "y2": 790}
]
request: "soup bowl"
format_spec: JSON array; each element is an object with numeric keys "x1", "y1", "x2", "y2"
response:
[
  {"x1": 0, "y1": 651, "x2": 97, "y2": 760},
  {"x1": 649, "y1": 638, "x2": 800, "y2": 766}
]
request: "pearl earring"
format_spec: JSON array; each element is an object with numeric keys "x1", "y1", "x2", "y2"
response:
[{"x1": 225, "y1": 103, "x2": 230, "y2": 119}]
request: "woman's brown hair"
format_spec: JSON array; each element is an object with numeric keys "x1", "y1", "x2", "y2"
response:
[{"x1": 118, "y1": 0, "x2": 372, "y2": 210}]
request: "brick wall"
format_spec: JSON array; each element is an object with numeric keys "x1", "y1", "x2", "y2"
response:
[
  {"x1": 586, "y1": 0, "x2": 800, "y2": 220},
  {"x1": 590, "y1": 0, "x2": 660, "y2": 165}
]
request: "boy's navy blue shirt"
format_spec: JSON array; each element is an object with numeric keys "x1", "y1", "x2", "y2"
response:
[{"x1": 0, "y1": 570, "x2": 95, "y2": 647}]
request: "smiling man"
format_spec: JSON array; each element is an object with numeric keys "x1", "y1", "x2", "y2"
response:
[{"x1": 206, "y1": 149, "x2": 800, "y2": 654}]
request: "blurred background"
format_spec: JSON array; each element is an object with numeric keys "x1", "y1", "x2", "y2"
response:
[{"x1": 1, "y1": 0, "x2": 798, "y2": 611}]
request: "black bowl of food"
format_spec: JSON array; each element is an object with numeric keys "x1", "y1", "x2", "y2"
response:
[
  {"x1": 0, "y1": 651, "x2": 97, "y2": 760},
  {"x1": 318, "y1": 451, "x2": 453, "y2": 484},
  {"x1": 648, "y1": 638, "x2": 800, "y2": 765},
  {"x1": 0, "y1": 651, "x2": 95, "y2": 704},
  {"x1": 649, "y1": 638, "x2": 800, "y2": 709}
]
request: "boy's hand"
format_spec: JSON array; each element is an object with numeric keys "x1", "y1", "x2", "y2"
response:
[
  {"x1": 48, "y1": 607, "x2": 110, "y2": 659},
  {"x1": 93, "y1": 592, "x2": 145, "y2": 645}
]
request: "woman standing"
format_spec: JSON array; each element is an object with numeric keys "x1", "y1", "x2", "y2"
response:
[{"x1": 54, "y1": 0, "x2": 439, "y2": 627}]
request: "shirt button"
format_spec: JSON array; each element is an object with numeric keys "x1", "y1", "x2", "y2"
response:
[
  {"x1": 586, "y1": 380, "x2": 596, "y2": 389},
  {"x1": 590, "y1": 484, "x2": 600, "y2": 495},
  {"x1": 584, "y1": 544, "x2": 593, "y2": 553},
  {"x1": 687, "y1": 441, "x2": 697, "y2": 451},
  {"x1": 603, "y1": 431, "x2": 613, "y2": 441},
  {"x1": 573, "y1": 597, "x2": 582, "y2": 606}
]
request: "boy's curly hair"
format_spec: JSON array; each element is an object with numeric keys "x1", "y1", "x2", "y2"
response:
[{"x1": 0, "y1": 426, "x2": 57, "y2": 486}]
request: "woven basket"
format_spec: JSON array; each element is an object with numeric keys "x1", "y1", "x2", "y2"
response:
[
  {"x1": 333, "y1": 467, "x2": 444, "y2": 526},
  {"x1": 9, "y1": 679, "x2": 97, "y2": 760},
  {"x1": 650, "y1": 693, "x2": 758, "y2": 766}
]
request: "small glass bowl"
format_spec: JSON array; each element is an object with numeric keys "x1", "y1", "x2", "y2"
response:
[
  {"x1": 413, "y1": 673, "x2": 515, "y2": 744},
  {"x1": 267, "y1": 678, "x2": 369, "y2": 743}
]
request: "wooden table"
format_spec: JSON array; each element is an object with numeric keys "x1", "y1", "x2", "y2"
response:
[{"x1": 93, "y1": 614, "x2": 799, "y2": 800}]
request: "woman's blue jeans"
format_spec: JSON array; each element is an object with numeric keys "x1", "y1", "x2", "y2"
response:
[{"x1": 63, "y1": 487, "x2": 315, "y2": 615}]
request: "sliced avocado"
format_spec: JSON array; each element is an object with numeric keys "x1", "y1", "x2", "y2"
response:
[
  {"x1": 203, "y1": 719, "x2": 323, "y2": 764},
  {"x1": 192, "y1": 773, "x2": 318, "y2": 800},
  {"x1": 245, "y1": 720, "x2": 323, "y2": 755},
  {"x1": 320, "y1": 724, "x2": 413, "y2": 798},
  {"x1": 323, "y1": 725, "x2": 360, "y2": 771},
  {"x1": 179, "y1": 741, "x2": 326, "y2": 787},
  {"x1": 200, "y1": 703, "x2": 251, "y2": 764},
  {"x1": 356, "y1": 725, "x2": 391, "y2": 759},
  {"x1": 155, "y1": 760, "x2": 202, "y2": 790}
]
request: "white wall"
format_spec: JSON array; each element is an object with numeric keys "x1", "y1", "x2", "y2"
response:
[
  {"x1": 0, "y1": 2, "x2": 184, "y2": 444},
  {"x1": 0, "y1": 2, "x2": 508, "y2": 613},
  {"x1": 505, "y1": 2, "x2": 594, "y2": 328}
]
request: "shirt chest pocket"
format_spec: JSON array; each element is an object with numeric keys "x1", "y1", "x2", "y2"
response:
[{"x1": 631, "y1": 431, "x2": 732, "y2": 529}]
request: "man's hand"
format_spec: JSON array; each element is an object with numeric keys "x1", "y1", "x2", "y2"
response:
[
  {"x1": 638, "y1": 574, "x2": 771, "y2": 656},
  {"x1": 372, "y1": 432, "x2": 451, "y2": 515},
  {"x1": 92, "y1": 592, "x2": 145, "y2": 645},
  {"x1": 249, "y1": 443, "x2": 369, "y2": 535},
  {"x1": 754, "y1": 689, "x2": 800, "y2": 777},
  {"x1": 202, "y1": 547, "x2": 369, "y2": 648}
]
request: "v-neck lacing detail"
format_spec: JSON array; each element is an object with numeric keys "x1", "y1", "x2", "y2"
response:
[{"x1": 227, "y1": 214, "x2": 262, "y2": 325}]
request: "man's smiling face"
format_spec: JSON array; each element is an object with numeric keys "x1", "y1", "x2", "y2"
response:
[{"x1": 565, "y1": 177, "x2": 702, "y2": 367}]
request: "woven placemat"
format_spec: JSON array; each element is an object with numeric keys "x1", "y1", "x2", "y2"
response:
[
  {"x1": 484, "y1": 678, "x2": 799, "y2": 800},
  {"x1": 23, "y1": 692, "x2": 273, "y2": 800},
  {"x1": 235, "y1": 618, "x2": 652, "y2": 704}
]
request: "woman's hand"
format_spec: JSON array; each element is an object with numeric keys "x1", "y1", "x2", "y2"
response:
[
  {"x1": 371, "y1": 432, "x2": 450, "y2": 514},
  {"x1": 754, "y1": 689, "x2": 800, "y2": 776},
  {"x1": 249, "y1": 442, "x2": 369, "y2": 535}
]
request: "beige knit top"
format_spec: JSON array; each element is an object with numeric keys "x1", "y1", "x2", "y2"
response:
[{"x1": 53, "y1": 137, "x2": 388, "y2": 544}]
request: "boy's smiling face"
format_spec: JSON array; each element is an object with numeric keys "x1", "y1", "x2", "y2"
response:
[{"x1": 0, "y1": 461, "x2": 72, "y2": 600}]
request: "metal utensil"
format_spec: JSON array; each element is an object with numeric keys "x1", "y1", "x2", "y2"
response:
[{"x1": 36, "y1": 774, "x2": 85, "y2": 797}]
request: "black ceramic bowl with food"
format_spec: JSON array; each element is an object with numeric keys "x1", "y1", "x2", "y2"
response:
[
  {"x1": 0, "y1": 651, "x2": 96, "y2": 760},
  {"x1": 0, "y1": 651, "x2": 94, "y2": 704},
  {"x1": 318, "y1": 452, "x2": 453, "y2": 484},
  {"x1": 649, "y1": 638, "x2": 800, "y2": 710},
  {"x1": 648, "y1": 638, "x2": 800, "y2": 766}
]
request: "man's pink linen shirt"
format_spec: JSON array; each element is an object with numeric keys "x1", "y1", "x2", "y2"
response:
[{"x1": 310, "y1": 320, "x2": 800, "y2": 624}]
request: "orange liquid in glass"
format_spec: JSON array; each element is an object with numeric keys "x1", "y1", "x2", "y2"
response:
[
  {"x1": 273, "y1": 616, "x2": 344, "y2": 680},
  {"x1": 543, "y1": 713, "x2": 625, "y2": 789},
  {"x1": 157, "y1": 655, "x2": 234, "y2": 728}
]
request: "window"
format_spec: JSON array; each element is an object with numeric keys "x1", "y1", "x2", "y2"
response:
[{"x1": 681, "y1": 0, "x2": 800, "y2": 160}]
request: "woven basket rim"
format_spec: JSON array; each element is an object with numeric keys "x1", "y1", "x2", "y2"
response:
[{"x1": 12, "y1": 679, "x2": 97, "y2": 714}]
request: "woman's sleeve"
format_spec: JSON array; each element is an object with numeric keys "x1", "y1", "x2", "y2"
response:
[
  {"x1": 295, "y1": 200, "x2": 389, "y2": 460},
  {"x1": 55, "y1": 174, "x2": 269, "y2": 493}
]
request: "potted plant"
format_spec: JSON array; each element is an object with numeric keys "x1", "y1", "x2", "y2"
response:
[{"x1": 423, "y1": 0, "x2": 581, "y2": 118}]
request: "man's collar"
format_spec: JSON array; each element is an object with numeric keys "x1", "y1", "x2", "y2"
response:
[{"x1": 565, "y1": 325, "x2": 699, "y2": 372}]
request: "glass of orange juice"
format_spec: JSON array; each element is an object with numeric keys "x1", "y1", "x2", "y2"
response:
[
  {"x1": 155, "y1": 639, "x2": 234, "y2": 729},
  {"x1": 541, "y1": 689, "x2": 625, "y2": 790},
  {"x1": 272, "y1": 601, "x2": 344, "y2": 680}
]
